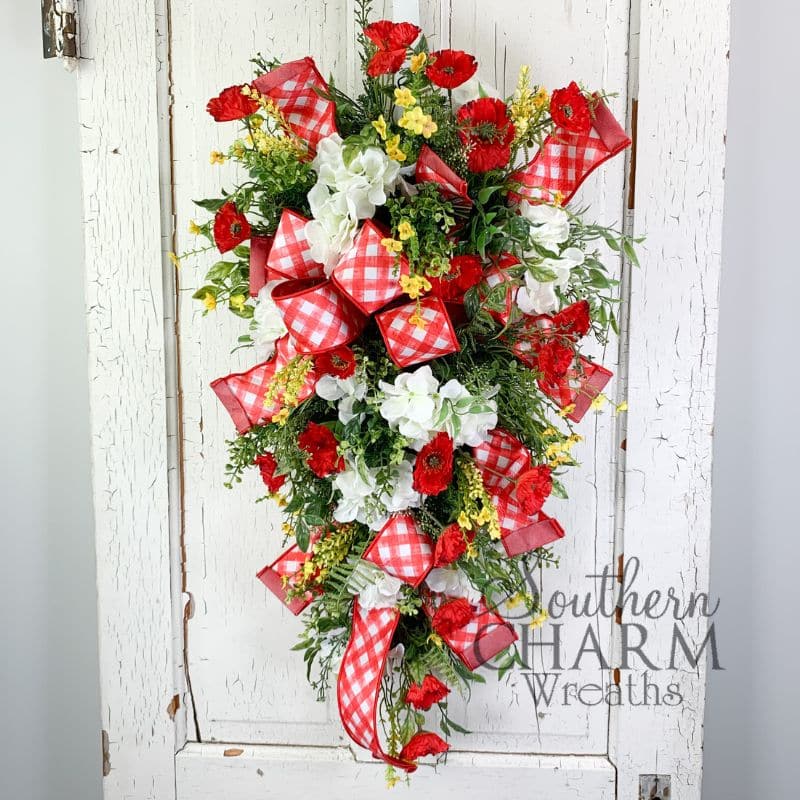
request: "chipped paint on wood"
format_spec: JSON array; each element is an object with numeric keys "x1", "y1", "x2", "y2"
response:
[{"x1": 78, "y1": 0, "x2": 728, "y2": 796}]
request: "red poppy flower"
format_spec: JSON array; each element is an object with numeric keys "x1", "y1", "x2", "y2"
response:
[
  {"x1": 433, "y1": 523, "x2": 471, "y2": 566},
  {"x1": 297, "y1": 422, "x2": 344, "y2": 478},
  {"x1": 536, "y1": 339, "x2": 574, "y2": 387},
  {"x1": 431, "y1": 597, "x2": 474, "y2": 635},
  {"x1": 399, "y1": 731, "x2": 450, "y2": 762},
  {"x1": 429, "y1": 255, "x2": 484, "y2": 301},
  {"x1": 413, "y1": 432, "x2": 454, "y2": 495},
  {"x1": 255, "y1": 452, "x2": 285, "y2": 493},
  {"x1": 213, "y1": 202, "x2": 251, "y2": 253},
  {"x1": 206, "y1": 85, "x2": 260, "y2": 122},
  {"x1": 552, "y1": 300, "x2": 591, "y2": 341},
  {"x1": 550, "y1": 81, "x2": 592, "y2": 134},
  {"x1": 363, "y1": 20, "x2": 421, "y2": 76},
  {"x1": 315, "y1": 346, "x2": 356, "y2": 379},
  {"x1": 426, "y1": 49, "x2": 478, "y2": 89},
  {"x1": 405, "y1": 674, "x2": 450, "y2": 710},
  {"x1": 456, "y1": 97, "x2": 515, "y2": 173},
  {"x1": 515, "y1": 465, "x2": 552, "y2": 515}
]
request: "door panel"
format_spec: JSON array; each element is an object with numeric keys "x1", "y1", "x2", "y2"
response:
[{"x1": 171, "y1": 0, "x2": 629, "y2": 758}]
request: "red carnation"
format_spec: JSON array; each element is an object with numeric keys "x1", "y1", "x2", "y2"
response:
[
  {"x1": 363, "y1": 20, "x2": 421, "y2": 76},
  {"x1": 537, "y1": 339, "x2": 575, "y2": 387},
  {"x1": 429, "y1": 255, "x2": 484, "y2": 301},
  {"x1": 297, "y1": 422, "x2": 344, "y2": 478},
  {"x1": 399, "y1": 731, "x2": 450, "y2": 762},
  {"x1": 206, "y1": 85, "x2": 260, "y2": 122},
  {"x1": 456, "y1": 97, "x2": 515, "y2": 173},
  {"x1": 515, "y1": 465, "x2": 552, "y2": 515},
  {"x1": 426, "y1": 49, "x2": 478, "y2": 89},
  {"x1": 255, "y1": 452, "x2": 285, "y2": 493},
  {"x1": 315, "y1": 346, "x2": 356, "y2": 379},
  {"x1": 552, "y1": 300, "x2": 591, "y2": 341},
  {"x1": 405, "y1": 674, "x2": 450, "y2": 710},
  {"x1": 550, "y1": 81, "x2": 592, "y2": 134},
  {"x1": 433, "y1": 523, "x2": 471, "y2": 566},
  {"x1": 213, "y1": 201, "x2": 251, "y2": 253},
  {"x1": 431, "y1": 597, "x2": 474, "y2": 635},
  {"x1": 413, "y1": 432, "x2": 454, "y2": 496}
]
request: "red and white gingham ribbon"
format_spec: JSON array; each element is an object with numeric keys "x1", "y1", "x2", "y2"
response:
[
  {"x1": 415, "y1": 145, "x2": 473, "y2": 208},
  {"x1": 252, "y1": 57, "x2": 337, "y2": 152},
  {"x1": 211, "y1": 335, "x2": 316, "y2": 433},
  {"x1": 331, "y1": 220, "x2": 409, "y2": 314},
  {"x1": 375, "y1": 295, "x2": 460, "y2": 367},
  {"x1": 473, "y1": 428, "x2": 567, "y2": 556},
  {"x1": 422, "y1": 593, "x2": 518, "y2": 671},
  {"x1": 510, "y1": 99, "x2": 631, "y2": 206},
  {"x1": 257, "y1": 542, "x2": 317, "y2": 615},
  {"x1": 337, "y1": 514, "x2": 433, "y2": 771}
]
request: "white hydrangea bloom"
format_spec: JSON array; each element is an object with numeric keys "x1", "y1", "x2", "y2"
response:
[
  {"x1": 425, "y1": 566, "x2": 482, "y2": 604},
  {"x1": 379, "y1": 365, "x2": 498, "y2": 449},
  {"x1": 382, "y1": 459, "x2": 421, "y2": 514},
  {"x1": 315, "y1": 373, "x2": 367, "y2": 425},
  {"x1": 378, "y1": 365, "x2": 440, "y2": 442},
  {"x1": 251, "y1": 283, "x2": 288, "y2": 357},
  {"x1": 359, "y1": 570, "x2": 404, "y2": 610},
  {"x1": 435, "y1": 379, "x2": 498, "y2": 447},
  {"x1": 516, "y1": 247, "x2": 585, "y2": 315},
  {"x1": 519, "y1": 202, "x2": 571, "y2": 251},
  {"x1": 305, "y1": 134, "x2": 400, "y2": 272}
]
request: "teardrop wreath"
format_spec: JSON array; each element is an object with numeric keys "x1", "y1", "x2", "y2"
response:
[{"x1": 181, "y1": 1, "x2": 636, "y2": 784}]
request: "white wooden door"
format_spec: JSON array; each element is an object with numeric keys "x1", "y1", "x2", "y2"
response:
[{"x1": 76, "y1": 1, "x2": 730, "y2": 798}]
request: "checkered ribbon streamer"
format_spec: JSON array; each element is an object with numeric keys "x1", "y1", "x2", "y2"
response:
[
  {"x1": 493, "y1": 495, "x2": 565, "y2": 557},
  {"x1": 331, "y1": 220, "x2": 409, "y2": 314},
  {"x1": 252, "y1": 57, "x2": 337, "y2": 152},
  {"x1": 538, "y1": 356, "x2": 613, "y2": 423},
  {"x1": 472, "y1": 428, "x2": 530, "y2": 497},
  {"x1": 473, "y1": 428, "x2": 568, "y2": 556},
  {"x1": 249, "y1": 235, "x2": 274, "y2": 297},
  {"x1": 423, "y1": 594, "x2": 518, "y2": 671},
  {"x1": 210, "y1": 335, "x2": 315, "y2": 433},
  {"x1": 510, "y1": 99, "x2": 630, "y2": 205},
  {"x1": 479, "y1": 262, "x2": 517, "y2": 326},
  {"x1": 375, "y1": 295, "x2": 460, "y2": 367},
  {"x1": 257, "y1": 542, "x2": 317, "y2": 615},
  {"x1": 415, "y1": 145, "x2": 472, "y2": 208},
  {"x1": 337, "y1": 515, "x2": 433, "y2": 771}
]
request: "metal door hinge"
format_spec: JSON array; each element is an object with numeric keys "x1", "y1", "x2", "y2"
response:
[
  {"x1": 639, "y1": 774, "x2": 671, "y2": 799},
  {"x1": 41, "y1": 0, "x2": 78, "y2": 70}
]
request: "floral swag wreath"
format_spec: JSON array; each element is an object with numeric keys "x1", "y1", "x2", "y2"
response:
[{"x1": 182, "y1": 2, "x2": 637, "y2": 785}]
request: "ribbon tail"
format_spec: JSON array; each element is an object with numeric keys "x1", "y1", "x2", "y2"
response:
[{"x1": 336, "y1": 600, "x2": 417, "y2": 772}]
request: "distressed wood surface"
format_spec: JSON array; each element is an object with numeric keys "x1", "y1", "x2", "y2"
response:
[
  {"x1": 609, "y1": 1, "x2": 730, "y2": 798},
  {"x1": 171, "y1": 0, "x2": 631, "y2": 760},
  {"x1": 78, "y1": 0, "x2": 729, "y2": 795},
  {"x1": 76, "y1": 1, "x2": 181, "y2": 797},
  {"x1": 176, "y1": 744, "x2": 615, "y2": 799}
]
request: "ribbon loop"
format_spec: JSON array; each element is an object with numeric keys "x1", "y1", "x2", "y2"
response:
[{"x1": 510, "y1": 99, "x2": 631, "y2": 206}]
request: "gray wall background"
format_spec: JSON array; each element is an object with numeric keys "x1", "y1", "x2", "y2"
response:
[{"x1": 0, "y1": 1, "x2": 796, "y2": 798}]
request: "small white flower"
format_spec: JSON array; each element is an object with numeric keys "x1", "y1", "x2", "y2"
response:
[
  {"x1": 435, "y1": 379, "x2": 498, "y2": 447},
  {"x1": 316, "y1": 374, "x2": 367, "y2": 425},
  {"x1": 516, "y1": 278, "x2": 559, "y2": 315},
  {"x1": 425, "y1": 567, "x2": 481, "y2": 603},
  {"x1": 359, "y1": 570, "x2": 405, "y2": 609},
  {"x1": 251, "y1": 283, "x2": 288, "y2": 357},
  {"x1": 378, "y1": 365, "x2": 440, "y2": 442},
  {"x1": 333, "y1": 461, "x2": 379, "y2": 527},
  {"x1": 516, "y1": 247, "x2": 585, "y2": 315},
  {"x1": 382, "y1": 459, "x2": 421, "y2": 513},
  {"x1": 519, "y1": 202, "x2": 571, "y2": 251}
]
